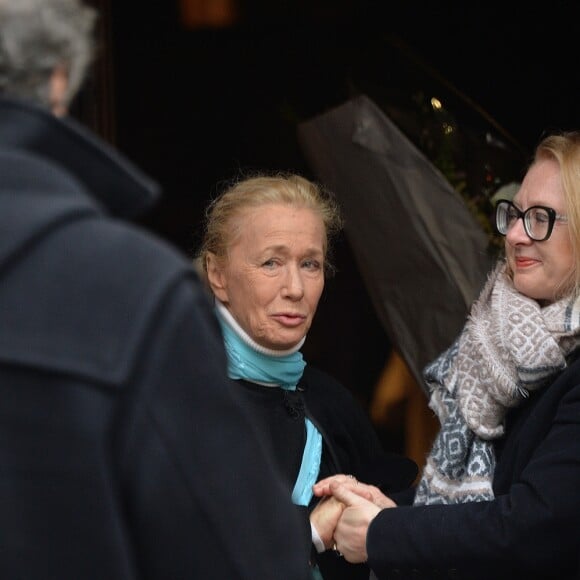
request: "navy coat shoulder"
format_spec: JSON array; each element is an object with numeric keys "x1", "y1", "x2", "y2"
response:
[{"x1": 0, "y1": 97, "x2": 311, "y2": 580}]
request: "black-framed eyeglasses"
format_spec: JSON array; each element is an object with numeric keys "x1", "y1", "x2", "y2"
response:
[{"x1": 494, "y1": 199, "x2": 568, "y2": 242}]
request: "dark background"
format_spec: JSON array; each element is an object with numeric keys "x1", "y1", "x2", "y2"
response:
[{"x1": 86, "y1": 0, "x2": 580, "y2": 418}]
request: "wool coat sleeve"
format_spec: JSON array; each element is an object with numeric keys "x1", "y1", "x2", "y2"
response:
[
  {"x1": 0, "y1": 212, "x2": 311, "y2": 579},
  {"x1": 365, "y1": 363, "x2": 580, "y2": 580},
  {"x1": 0, "y1": 110, "x2": 310, "y2": 579},
  {"x1": 115, "y1": 272, "x2": 312, "y2": 580}
]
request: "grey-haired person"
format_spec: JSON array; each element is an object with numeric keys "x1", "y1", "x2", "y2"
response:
[{"x1": 0, "y1": 1, "x2": 310, "y2": 578}]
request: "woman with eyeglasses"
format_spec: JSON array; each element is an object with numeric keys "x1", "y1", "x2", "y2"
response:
[{"x1": 309, "y1": 130, "x2": 580, "y2": 579}]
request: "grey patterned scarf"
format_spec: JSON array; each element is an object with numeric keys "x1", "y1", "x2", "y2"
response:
[{"x1": 414, "y1": 260, "x2": 580, "y2": 505}]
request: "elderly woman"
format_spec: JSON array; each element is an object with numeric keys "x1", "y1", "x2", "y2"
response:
[
  {"x1": 198, "y1": 173, "x2": 416, "y2": 579},
  {"x1": 313, "y1": 130, "x2": 580, "y2": 579}
]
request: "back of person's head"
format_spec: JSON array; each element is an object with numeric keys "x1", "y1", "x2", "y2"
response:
[
  {"x1": 0, "y1": 0, "x2": 97, "y2": 111},
  {"x1": 198, "y1": 172, "x2": 344, "y2": 277},
  {"x1": 534, "y1": 130, "x2": 580, "y2": 297}
]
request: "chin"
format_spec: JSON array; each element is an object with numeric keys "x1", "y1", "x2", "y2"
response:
[
  {"x1": 268, "y1": 335, "x2": 304, "y2": 352},
  {"x1": 513, "y1": 281, "x2": 537, "y2": 300},
  {"x1": 513, "y1": 280, "x2": 548, "y2": 302}
]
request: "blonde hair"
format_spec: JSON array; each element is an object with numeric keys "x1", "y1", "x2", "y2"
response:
[{"x1": 198, "y1": 172, "x2": 343, "y2": 277}]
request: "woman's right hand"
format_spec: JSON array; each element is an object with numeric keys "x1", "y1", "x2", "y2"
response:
[{"x1": 309, "y1": 495, "x2": 345, "y2": 550}]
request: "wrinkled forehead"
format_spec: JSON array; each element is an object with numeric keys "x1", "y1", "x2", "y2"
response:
[{"x1": 227, "y1": 202, "x2": 327, "y2": 241}]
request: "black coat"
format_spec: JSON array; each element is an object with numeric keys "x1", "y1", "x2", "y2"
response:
[
  {"x1": 367, "y1": 355, "x2": 580, "y2": 579},
  {"x1": 0, "y1": 97, "x2": 311, "y2": 580},
  {"x1": 238, "y1": 365, "x2": 418, "y2": 580}
]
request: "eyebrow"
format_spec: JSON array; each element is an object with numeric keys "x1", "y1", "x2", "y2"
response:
[{"x1": 262, "y1": 244, "x2": 323, "y2": 255}]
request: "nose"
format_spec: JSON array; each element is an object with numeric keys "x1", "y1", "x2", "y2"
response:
[
  {"x1": 505, "y1": 216, "x2": 532, "y2": 246},
  {"x1": 282, "y1": 265, "x2": 304, "y2": 299}
]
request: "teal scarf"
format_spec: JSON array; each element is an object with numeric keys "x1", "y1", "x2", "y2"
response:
[{"x1": 215, "y1": 301, "x2": 322, "y2": 506}]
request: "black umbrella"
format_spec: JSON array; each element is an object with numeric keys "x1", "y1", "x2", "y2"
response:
[{"x1": 297, "y1": 94, "x2": 493, "y2": 391}]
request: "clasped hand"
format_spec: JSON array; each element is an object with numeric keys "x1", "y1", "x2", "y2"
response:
[{"x1": 310, "y1": 474, "x2": 396, "y2": 564}]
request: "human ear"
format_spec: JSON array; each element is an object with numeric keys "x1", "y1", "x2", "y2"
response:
[
  {"x1": 49, "y1": 65, "x2": 69, "y2": 117},
  {"x1": 206, "y1": 253, "x2": 229, "y2": 303}
]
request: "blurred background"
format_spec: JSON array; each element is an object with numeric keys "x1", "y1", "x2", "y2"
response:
[{"x1": 77, "y1": 0, "x2": 580, "y2": 466}]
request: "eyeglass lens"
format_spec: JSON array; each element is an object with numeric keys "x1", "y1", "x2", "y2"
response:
[{"x1": 495, "y1": 201, "x2": 553, "y2": 241}]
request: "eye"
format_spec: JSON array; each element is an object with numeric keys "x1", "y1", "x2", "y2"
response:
[
  {"x1": 302, "y1": 259, "x2": 322, "y2": 272},
  {"x1": 262, "y1": 258, "x2": 279, "y2": 269},
  {"x1": 531, "y1": 209, "x2": 549, "y2": 224},
  {"x1": 507, "y1": 206, "x2": 519, "y2": 222}
]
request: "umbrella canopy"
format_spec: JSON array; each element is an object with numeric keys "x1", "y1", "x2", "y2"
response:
[{"x1": 297, "y1": 94, "x2": 493, "y2": 391}]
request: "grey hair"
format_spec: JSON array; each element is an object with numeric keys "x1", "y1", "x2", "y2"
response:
[{"x1": 0, "y1": 0, "x2": 97, "y2": 109}]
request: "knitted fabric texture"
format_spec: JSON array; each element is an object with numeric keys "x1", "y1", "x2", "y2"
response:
[{"x1": 414, "y1": 260, "x2": 580, "y2": 505}]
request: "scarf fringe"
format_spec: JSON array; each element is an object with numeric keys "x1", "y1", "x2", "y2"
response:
[{"x1": 416, "y1": 261, "x2": 580, "y2": 505}]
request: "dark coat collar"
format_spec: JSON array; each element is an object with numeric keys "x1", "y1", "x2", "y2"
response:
[{"x1": 0, "y1": 95, "x2": 160, "y2": 219}]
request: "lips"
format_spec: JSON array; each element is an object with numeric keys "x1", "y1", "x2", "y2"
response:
[
  {"x1": 272, "y1": 313, "x2": 306, "y2": 327},
  {"x1": 515, "y1": 256, "x2": 539, "y2": 268}
]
